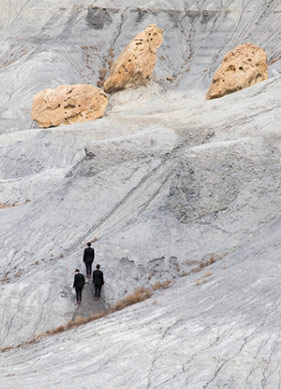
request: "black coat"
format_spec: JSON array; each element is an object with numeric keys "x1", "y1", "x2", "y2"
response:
[
  {"x1": 92, "y1": 269, "x2": 104, "y2": 286},
  {"x1": 83, "y1": 247, "x2": 95, "y2": 263},
  {"x1": 73, "y1": 273, "x2": 85, "y2": 289}
]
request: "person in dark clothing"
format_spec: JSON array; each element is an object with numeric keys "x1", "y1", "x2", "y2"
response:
[
  {"x1": 92, "y1": 264, "x2": 104, "y2": 299},
  {"x1": 73, "y1": 269, "x2": 85, "y2": 304},
  {"x1": 83, "y1": 242, "x2": 95, "y2": 278}
]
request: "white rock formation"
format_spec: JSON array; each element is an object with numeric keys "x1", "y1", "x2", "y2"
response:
[{"x1": 0, "y1": 0, "x2": 281, "y2": 388}]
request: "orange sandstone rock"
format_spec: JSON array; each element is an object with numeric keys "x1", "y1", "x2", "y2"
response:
[
  {"x1": 31, "y1": 84, "x2": 108, "y2": 128},
  {"x1": 206, "y1": 43, "x2": 268, "y2": 100},
  {"x1": 104, "y1": 24, "x2": 163, "y2": 93}
]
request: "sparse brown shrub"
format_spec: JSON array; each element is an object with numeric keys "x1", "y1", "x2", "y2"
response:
[
  {"x1": 194, "y1": 279, "x2": 201, "y2": 286},
  {"x1": 152, "y1": 280, "x2": 171, "y2": 291},
  {"x1": 1, "y1": 276, "x2": 10, "y2": 284},
  {"x1": 217, "y1": 252, "x2": 227, "y2": 260},
  {"x1": 1, "y1": 282, "x2": 172, "y2": 352},
  {"x1": 59, "y1": 253, "x2": 64, "y2": 259},
  {"x1": 91, "y1": 237, "x2": 98, "y2": 243},
  {"x1": 51, "y1": 325, "x2": 65, "y2": 334},
  {"x1": 0, "y1": 346, "x2": 13, "y2": 353},
  {"x1": 207, "y1": 255, "x2": 216, "y2": 266},
  {"x1": 112, "y1": 287, "x2": 152, "y2": 312},
  {"x1": 191, "y1": 267, "x2": 202, "y2": 273},
  {"x1": 204, "y1": 270, "x2": 213, "y2": 278},
  {"x1": 65, "y1": 320, "x2": 74, "y2": 330},
  {"x1": 73, "y1": 315, "x2": 88, "y2": 327},
  {"x1": 185, "y1": 258, "x2": 199, "y2": 265},
  {"x1": 15, "y1": 270, "x2": 22, "y2": 278},
  {"x1": 92, "y1": 311, "x2": 107, "y2": 320}
]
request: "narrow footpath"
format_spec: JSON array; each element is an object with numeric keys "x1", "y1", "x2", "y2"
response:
[{"x1": 72, "y1": 278, "x2": 107, "y2": 320}]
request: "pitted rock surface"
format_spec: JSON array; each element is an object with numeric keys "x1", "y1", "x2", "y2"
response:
[
  {"x1": 206, "y1": 43, "x2": 268, "y2": 100},
  {"x1": 104, "y1": 24, "x2": 163, "y2": 93},
  {"x1": 31, "y1": 84, "x2": 108, "y2": 128}
]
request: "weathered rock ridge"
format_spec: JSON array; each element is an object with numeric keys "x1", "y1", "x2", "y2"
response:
[
  {"x1": 104, "y1": 24, "x2": 163, "y2": 93},
  {"x1": 31, "y1": 84, "x2": 108, "y2": 128},
  {"x1": 207, "y1": 43, "x2": 268, "y2": 99}
]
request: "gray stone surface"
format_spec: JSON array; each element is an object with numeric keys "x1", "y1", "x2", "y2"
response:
[{"x1": 0, "y1": 0, "x2": 281, "y2": 387}]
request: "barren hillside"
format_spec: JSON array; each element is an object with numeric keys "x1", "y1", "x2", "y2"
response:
[{"x1": 0, "y1": 0, "x2": 281, "y2": 388}]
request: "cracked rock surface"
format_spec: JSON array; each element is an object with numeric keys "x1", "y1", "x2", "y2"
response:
[{"x1": 0, "y1": 0, "x2": 281, "y2": 388}]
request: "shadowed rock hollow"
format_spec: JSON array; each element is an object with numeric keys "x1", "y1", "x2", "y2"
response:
[{"x1": 1, "y1": 1, "x2": 281, "y2": 388}]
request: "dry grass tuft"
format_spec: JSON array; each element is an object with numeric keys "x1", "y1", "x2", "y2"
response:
[
  {"x1": 0, "y1": 346, "x2": 13, "y2": 353},
  {"x1": 91, "y1": 311, "x2": 107, "y2": 320},
  {"x1": 191, "y1": 267, "x2": 202, "y2": 273},
  {"x1": 112, "y1": 287, "x2": 152, "y2": 312},
  {"x1": 204, "y1": 270, "x2": 213, "y2": 278},
  {"x1": 1, "y1": 281, "x2": 172, "y2": 353},
  {"x1": 206, "y1": 254, "x2": 216, "y2": 266},
  {"x1": 50, "y1": 325, "x2": 65, "y2": 334},
  {"x1": 152, "y1": 280, "x2": 171, "y2": 291}
]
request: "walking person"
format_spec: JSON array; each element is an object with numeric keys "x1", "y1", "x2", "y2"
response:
[
  {"x1": 73, "y1": 269, "x2": 85, "y2": 304},
  {"x1": 83, "y1": 242, "x2": 95, "y2": 278},
  {"x1": 92, "y1": 264, "x2": 104, "y2": 299}
]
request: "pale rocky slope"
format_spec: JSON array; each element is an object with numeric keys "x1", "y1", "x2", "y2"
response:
[{"x1": 0, "y1": 0, "x2": 281, "y2": 388}]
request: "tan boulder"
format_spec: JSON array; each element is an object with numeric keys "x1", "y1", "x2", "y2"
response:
[
  {"x1": 206, "y1": 43, "x2": 268, "y2": 100},
  {"x1": 31, "y1": 84, "x2": 108, "y2": 128},
  {"x1": 104, "y1": 24, "x2": 163, "y2": 93}
]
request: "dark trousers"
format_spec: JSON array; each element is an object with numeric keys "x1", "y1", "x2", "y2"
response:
[
  {"x1": 85, "y1": 261, "x2": 93, "y2": 276},
  {"x1": 94, "y1": 284, "x2": 102, "y2": 298},
  {"x1": 75, "y1": 287, "x2": 83, "y2": 302}
]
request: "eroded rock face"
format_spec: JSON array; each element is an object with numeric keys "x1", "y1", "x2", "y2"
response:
[
  {"x1": 31, "y1": 84, "x2": 108, "y2": 128},
  {"x1": 104, "y1": 24, "x2": 163, "y2": 93},
  {"x1": 206, "y1": 43, "x2": 268, "y2": 100}
]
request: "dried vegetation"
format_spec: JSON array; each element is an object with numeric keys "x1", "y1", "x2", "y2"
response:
[{"x1": 0, "y1": 280, "x2": 172, "y2": 353}]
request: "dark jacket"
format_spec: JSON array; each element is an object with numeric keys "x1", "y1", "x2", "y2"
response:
[
  {"x1": 73, "y1": 273, "x2": 85, "y2": 289},
  {"x1": 83, "y1": 247, "x2": 95, "y2": 263},
  {"x1": 92, "y1": 269, "x2": 104, "y2": 286}
]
